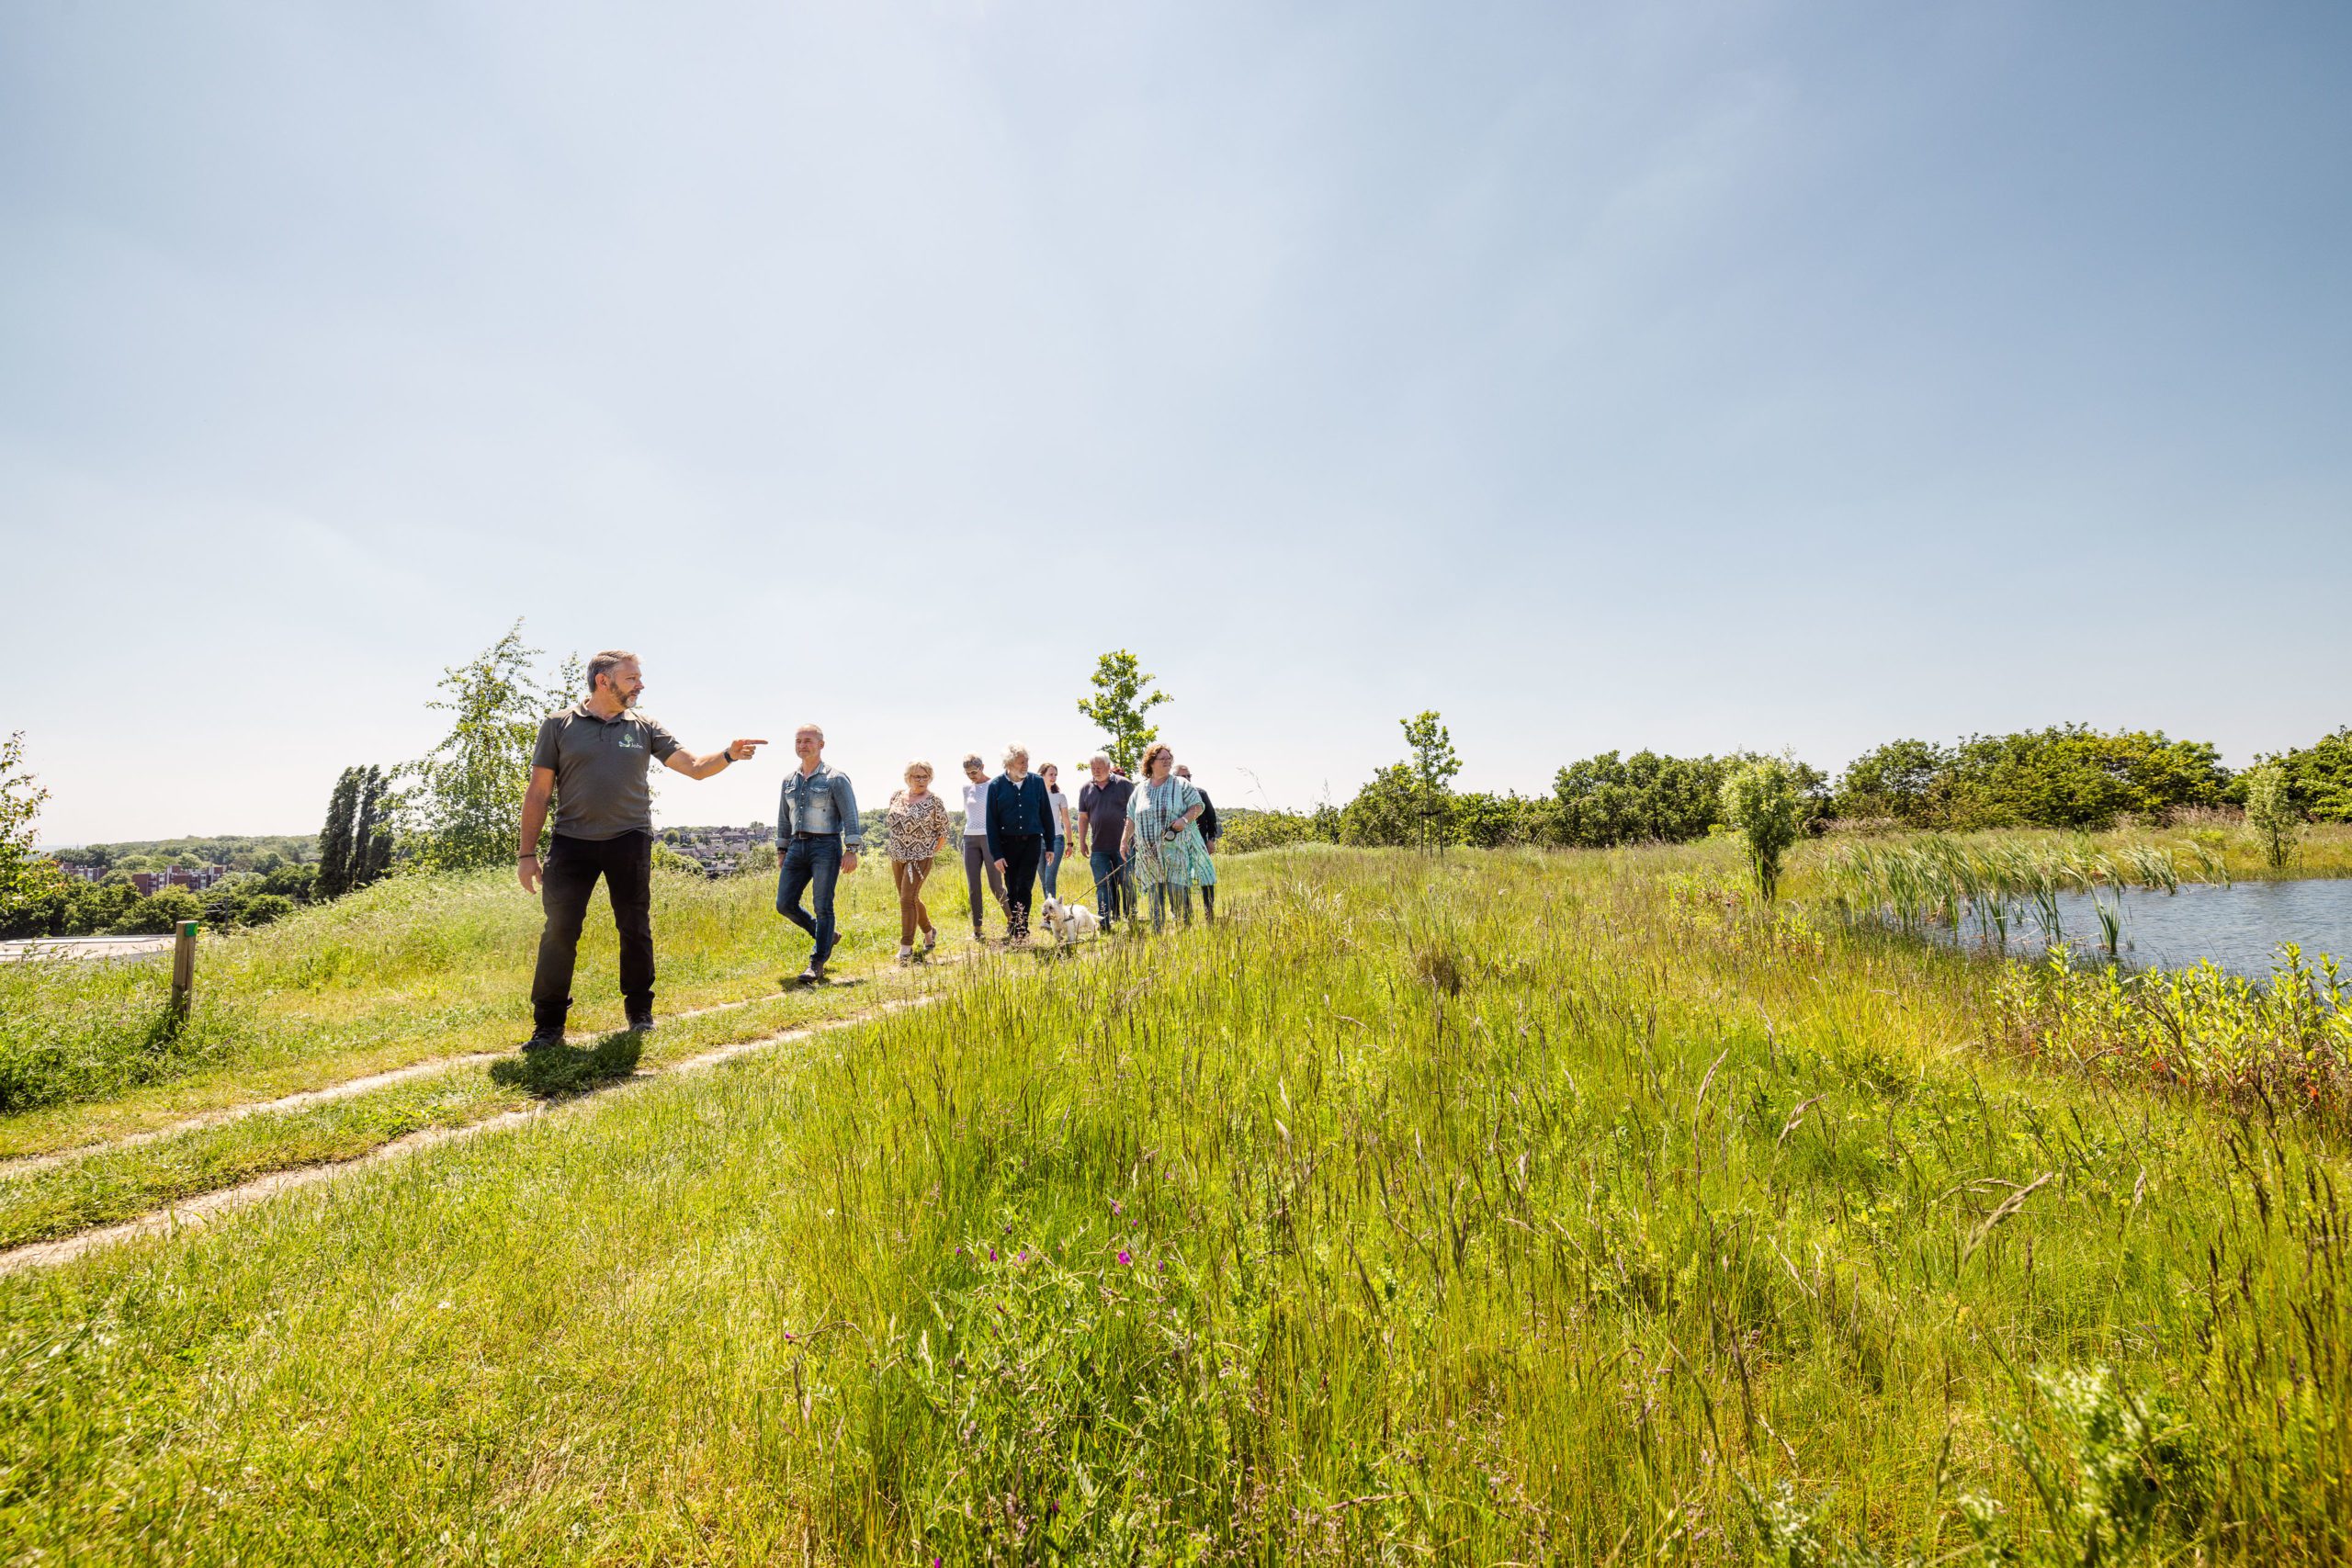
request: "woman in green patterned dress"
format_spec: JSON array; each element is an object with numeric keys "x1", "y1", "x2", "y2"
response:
[{"x1": 1121, "y1": 742, "x2": 1213, "y2": 932}]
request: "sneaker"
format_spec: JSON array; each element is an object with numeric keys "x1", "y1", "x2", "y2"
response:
[
  {"x1": 523, "y1": 1027, "x2": 565, "y2": 1053},
  {"x1": 797, "y1": 963, "x2": 826, "y2": 986},
  {"x1": 626, "y1": 1008, "x2": 655, "y2": 1034},
  {"x1": 897, "y1": 945, "x2": 913, "y2": 965},
  {"x1": 920, "y1": 929, "x2": 937, "y2": 953}
]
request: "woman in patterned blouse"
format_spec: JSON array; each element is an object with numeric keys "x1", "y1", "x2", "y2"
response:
[
  {"x1": 1121, "y1": 741, "x2": 1213, "y2": 932},
  {"x1": 884, "y1": 761, "x2": 952, "y2": 962}
]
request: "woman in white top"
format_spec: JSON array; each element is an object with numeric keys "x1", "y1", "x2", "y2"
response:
[
  {"x1": 1036, "y1": 762, "x2": 1072, "y2": 899},
  {"x1": 958, "y1": 752, "x2": 1008, "y2": 940}
]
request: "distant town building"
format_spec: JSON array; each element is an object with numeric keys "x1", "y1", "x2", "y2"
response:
[
  {"x1": 124, "y1": 865, "x2": 232, "y2": 897},
  {"x1": 658, "y1": 823, "x2": 775, "y2": 877},
  {"x1": 53, "y1": 863, "x2": 108, "y2": 884}
]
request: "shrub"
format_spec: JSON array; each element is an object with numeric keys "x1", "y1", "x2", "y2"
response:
[
  {"x1": 1219, "y1": 808, "x2": 1337, "y2": 855},
  {"x1": 113, "y1": 887, "x2": 202, "y2": 935},
  {"x1": 2241, "y1": 761, "x2": 2302, "y2": 871},
  {"x1": 1721, "y1": 758, "x2": 1806, "y2": 901}
]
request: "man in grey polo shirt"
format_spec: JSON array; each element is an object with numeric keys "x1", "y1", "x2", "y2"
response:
[{"x1": 517, "y1": 649, "x2": 765, "y2": 1049}]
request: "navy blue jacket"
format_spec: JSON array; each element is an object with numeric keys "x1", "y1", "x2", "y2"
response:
[{"x1": 986, "y1": 773, "x2": 1061, "y2": 849}]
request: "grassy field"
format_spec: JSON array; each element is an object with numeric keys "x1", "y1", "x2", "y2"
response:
[{"x1": 3, "y1": 844, "x2": 2349, "y2": 1562}]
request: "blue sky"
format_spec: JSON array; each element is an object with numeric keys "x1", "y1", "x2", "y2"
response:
[{"x1": 6, "y1": 2, "x2": 2348, "y2": 843}]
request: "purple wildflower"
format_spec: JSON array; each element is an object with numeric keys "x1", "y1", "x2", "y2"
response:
[
  {"x1": 1117, "y1": 1248, "x2": 1134, "y2": 1267},
  {"x1": 1110, "y1": 1200, "x2": 1123, "y2": 1216},
  {"x1": 988, "y1": 1247, "x2": 998, "y2": 1262},
  {"x1": 1016, "y1": 1249, "x2": 1029, "y2": 1265}
]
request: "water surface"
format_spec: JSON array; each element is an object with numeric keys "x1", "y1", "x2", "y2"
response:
[{"x1": 1928, "y1": 877, "x2": 2352, "y2": 980}]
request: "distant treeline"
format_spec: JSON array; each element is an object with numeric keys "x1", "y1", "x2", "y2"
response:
[
  {"x1": 1223, "y1": 723, "x2": 2352, "y2": 854},
  {"x1": 47, "y1": 835, "x2": 316, "y2": 874}
]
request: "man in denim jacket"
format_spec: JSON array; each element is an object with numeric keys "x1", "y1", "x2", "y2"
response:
[{"x1": 776, "y1": 723, "x2": 861, "y2": 983}]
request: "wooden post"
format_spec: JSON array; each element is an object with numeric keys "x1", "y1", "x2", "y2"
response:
[{"x1": 169, "y1": 919, "x2": 199, "y2": 1017}]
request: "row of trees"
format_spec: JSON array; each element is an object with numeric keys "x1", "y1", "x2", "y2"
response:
[
  {"x1": 315, "y1": 766, "x2": 395, "y2": 899},
  {"x1": 1223, "y1": 721, "x2": 2352, "y2": 860}
]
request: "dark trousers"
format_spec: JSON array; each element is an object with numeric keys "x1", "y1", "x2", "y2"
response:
[
  {"x1": 775, "y1": 834, "x2": 843, "y2": 964},
  {"x1": 531, "y1": 830, "x2": 653, "y2": 1031},
  {"x1": 1089, "y1": 848, "x2": 1135, "y2": 927},
  {"x1": 998, "y1": 833, "x2": 1044, "y2": 939},
  {"x1": 964, "y1": 838, "x2": 1007, "y2": 932}
]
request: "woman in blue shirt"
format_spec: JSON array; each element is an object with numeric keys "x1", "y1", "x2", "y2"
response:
[{"x1": 985, "y1": 744, "x2": 1060, "y2": 943}]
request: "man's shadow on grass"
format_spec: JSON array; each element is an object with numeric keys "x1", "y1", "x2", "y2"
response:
[{"x1": 490, "y1": 1033, "x2": 643, "y2": 1099}]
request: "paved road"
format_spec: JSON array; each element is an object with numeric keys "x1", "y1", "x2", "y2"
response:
[{"x1": 0, "y1": 935, "x2": 174, "y2": 964}]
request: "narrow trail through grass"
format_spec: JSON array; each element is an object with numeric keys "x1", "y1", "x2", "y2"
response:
[
  {"x1": 0, "y1": 943, "x2": 979, "y2": 1180},
  {"x1": 0, "y1": 979, "x2": 959, "y2": 1276},
  {"x1": 0, "y1": 938, "x2": 1097, "y2": 1257}
]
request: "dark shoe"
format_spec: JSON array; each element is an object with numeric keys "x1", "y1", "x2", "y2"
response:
[
  {"x1": 523, "y1": 1027, "x2": 565, "y2": 1053},
  {"x1": 797, "y1": 964, "x2": 825, "y2": 986},
  {"x1": 625, "y1": 1008, "x2": 655, "y2": 1034}
]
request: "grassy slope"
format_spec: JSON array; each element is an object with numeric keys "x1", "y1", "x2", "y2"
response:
[
  {"x1": 2, "y1": 848, "x2": 2347, "y2": 1563},
  {"x1": 0, "y1": 856, "x2": 991, "y2": 1153}
]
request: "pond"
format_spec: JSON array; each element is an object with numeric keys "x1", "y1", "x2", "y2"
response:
[{"x1": 1928, "y1": 877, "x2": 2352, "y2": 980}]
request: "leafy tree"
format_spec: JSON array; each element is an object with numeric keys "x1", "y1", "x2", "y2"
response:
[
  {"x1": 344, "y1": 766, "x2": 397, "y2": 892},
  {"x1": 0, "y1": 732, "x2": 51, "y2": 919},
  {"x1": 2241, "y1": 762, "x2": 2302, "y2": 871},
  {"x1": 404, "y1": 622, "x2": 567, "y2": 873},
  {"x1": 240, "y1": 894, "x2": 295, "y2": 926},
  {"x1": 314, "y1": 768, "x2": 361, "y2": 899},
  {"x1": 1722, "y1": 757, "x2": 1807, "y2": 901},
  {"x1": 1945, "y1": 726, "x2": 2225, "y2": 829},
  {"x1": 1340, "y1": 763, "x2": 1424, "y2": 848},
  {"x1": 1451, "y1": 792, "x2": 1555, "y2": 849},
  {"x1": 1551, "y1": 750, "x2": 1730, "y2": 847},
  {"x1": 1400, "y1": 711, "x2": 1462, "y2": 853},
  {"x1": 1076, "y1": 650, "x2": 1170, "y2": 774},
  {"x1": 1830, "y1": 727, "x2": 2227, "y2": 831},
  {"x1": 116, "y1": 886, "x2": 201, "y2": 936},
  {"x1": 1832, "y1": 739, "x2": 1952, "y2": 826},
  {"x1": 2261, "y1": 728, "x2": 2352, "y2": 822}
]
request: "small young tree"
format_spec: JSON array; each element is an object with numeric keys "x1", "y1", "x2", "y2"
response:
[
  {"x1": 1722, "y1": 757, "x2": 1807, "y2": 901},
  {"x1": 313, "y1": 768, "x2": 361, "y2": 900},
  {"x1": 1400, "y1": 711, "x2": 1462, "y2": 853},
  {"x1": 1076, "y1": 649, "x2": 1171, "y2": 774},
  {"x1": 405, "y1": 622, "x2": 564, "y2": 873},
  {"x1": 2242, "y1": 761, "x2": 2302, "y2": 871}
]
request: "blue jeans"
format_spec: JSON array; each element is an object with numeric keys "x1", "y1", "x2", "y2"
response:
[
  {"x1": 1089, "y1": 848, "x2": 1134, "y2": 927},
  {"x1": 1040, "y1": 843, "x2": 1062, "y2": 898},
  {"x1": 775, "y1": 835, "x2": 843, "y2": 964}
]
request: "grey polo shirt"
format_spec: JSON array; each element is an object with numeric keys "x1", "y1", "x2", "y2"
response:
[{"x1": 530, "y1": 703, "x2": 683, "y2": 840}]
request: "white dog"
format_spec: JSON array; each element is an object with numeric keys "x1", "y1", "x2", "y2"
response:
[{"x1": 1039, "y1": 896, "x2": 1099, "y2": 945}]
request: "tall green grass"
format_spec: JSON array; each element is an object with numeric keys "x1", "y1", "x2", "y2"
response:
[{"x1": 3, "y1": 848, "x2": 2346, "y2": 1562}]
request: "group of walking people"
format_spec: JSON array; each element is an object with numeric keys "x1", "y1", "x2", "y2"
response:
[{"x1": 513, "y1": 649, "x2": 1223, "y2": 1049}]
